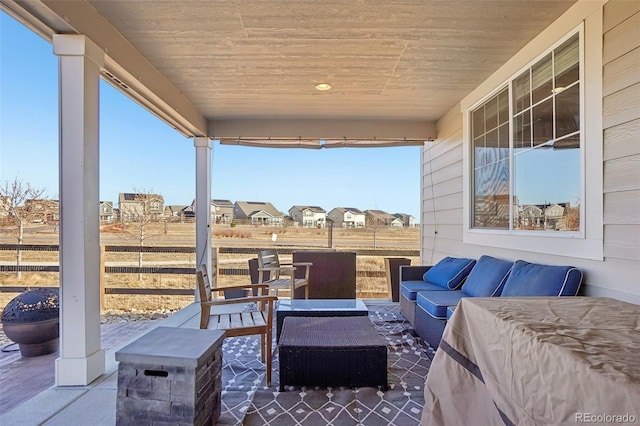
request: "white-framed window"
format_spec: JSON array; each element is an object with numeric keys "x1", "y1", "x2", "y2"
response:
[
  {"x1": 461, "y1": 15, "x2": 604, "y2": 261},
  {"x1": 471, "y1": 31, "x2": 581, "y2": 234}
]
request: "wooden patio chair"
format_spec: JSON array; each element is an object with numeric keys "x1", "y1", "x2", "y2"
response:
[
  {"x1": 257, "y1": 249, "x2": 312, "y2": 299},
  {"x1": 197, "y1": 265, "x2": 277, "y2": 385}
]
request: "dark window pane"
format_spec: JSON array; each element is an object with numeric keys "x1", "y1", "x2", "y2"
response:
[
  {"x1": 513, "y1": 72, "x2": 530, "y2": 114},
  {"x1": 555, "y1": 83, "x2": 580, "y2": 138},
  {"x1": 513, "y1": 112, "x2": 531, "y2": 149},
  {"x1": 533, "y1": 99, "x2": 553, "y2": 146},
  {"x1": 485, "y1": 129, "x2": 500, "y2": 165},
  {"x1": 498, "y1": 88, "x2": 509, "y2": 124},
  {"x1": 472, "y1": 107, "x2": 484, "y2": 138},
  {"x1": 474, "y1": 136, "x2": 486, "y2": 168},
  {"x1": 555, "y1": 34, "x2": 579, "y2": 89},
  {"x1": 532, "y1": 53, "x2": 553, "y2": 104},
  {"x1": 485, "y1": 97, "x2": 498, "y2": 131},
  {"x1": 485, "y1": 128, "x2": 499, "y2": 149},
  {"x1": 498, "y1": 123, "x2": 509, "y2": 160}
]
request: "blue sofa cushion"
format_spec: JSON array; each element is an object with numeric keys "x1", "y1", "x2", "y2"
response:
[
  {"x1": 461, "y1": 255, "x2": 513, "y2": 297},
  {"x1": 446, "y1": 305, "x2": 456, "y2": 320},
  {"x1": 500, "y1": 260, "x2": 583, "y2": 297},
  {"x1": 416, "y1": 291, "x2": 466, "y2": 319},
  {"x1": 400, "y1": 281, "x2": 449, "y2": 301},
  {"x1": 423, "y1": 257, "x2": 476, "y2": 290}
]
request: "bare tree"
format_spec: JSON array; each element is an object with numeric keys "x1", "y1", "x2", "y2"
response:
[
  {"x1": 0, "y1": 177, "x2": 48, "y2": 278},
  {"x1": 366, "y1": 216, "x2": 386, "y2": 249},
  {"x1": 118, "y1": 189, "x2": 164, "y2": 280}
]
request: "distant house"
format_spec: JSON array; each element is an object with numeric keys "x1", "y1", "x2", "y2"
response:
[
  {"x1": 0, "y1": 196, "x2": 10, "y2": 218},
  {"x1": 164, "y1": 205, "x2": 186, "y2": 217},
  {"x1": 164, "y1": 204, "x2": 193, "y2": 221},
  {"x1": 394, "y1": 213, "x2": 415, "y2": 228},
  {"x1": 289, "y1": 206, "x2": 326, "y2": 228},
  {"x1": 118, "y1": 193, "x2": 164, "y2": 222},
  {"x1": 327, "y1": 207, "x2": 366, "y2": 228},
  {"x1": 190, "y1": 199, "x2": 233, "y2": 223},
  {"x1": 234, "y1": 201, "x2": 284, "y2": 226},
  {"x1": 365, "y1": 209, "x2": 403, "y2": 227},
  {"x1": 25, "y1": 199, "x2": 59, "y2": 223},
  {"x1": 211, "y1": 199, "x2": 234, "y2": 224},
  {"x1": 520, "y1": 205, "x2": 543, "y2": 229},
  {"x1": 544, "y1": 203, "x2": 568, "y2": 231},
  {"x1": 99, "y1": 201, "x2": 114, "y2": 223}
]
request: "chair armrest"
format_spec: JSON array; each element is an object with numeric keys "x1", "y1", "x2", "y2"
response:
[
  {"x1": 292, "y1": 262, "x2": 313, "y2": 267},
  {"x1": 400, "y1": 265, "x2": 433, "y2": 282},
  {"x1": 201, "y1": 295, "x2": 277, "y2": 307},
  {"x1": 216, "y1": 284, "x2": 270, "y2": 292},
  {"x1": 259, "y1": 266, "x2": 296, "y2": 272}
]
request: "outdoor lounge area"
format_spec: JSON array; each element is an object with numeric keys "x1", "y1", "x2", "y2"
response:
[
  {"x1": 1, "y1": 300, "x2": 433, "y2": 425},
  {"x1": 3, "y1": 294, "x2": 639, "y2": 425},
  {"x1": 1, "y1": 0, "x2": 639, "y2": 425}
]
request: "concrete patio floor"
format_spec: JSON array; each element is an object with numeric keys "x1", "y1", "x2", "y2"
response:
[
  {"x1": 1, "y1": 300, "x2": 429, "y2": 425},
  {"x1": 0, "y1": 304, "x2": 202, "y2": 425}
]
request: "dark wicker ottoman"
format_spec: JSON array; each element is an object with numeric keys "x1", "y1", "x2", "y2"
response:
[
  {"x1": 275, "y1": 299, "x2": 369, "y2": 341},
  {"x1": 278, "y1": 316, "x2": 387, "y2": 391}
]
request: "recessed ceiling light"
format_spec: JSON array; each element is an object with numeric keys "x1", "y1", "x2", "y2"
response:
[{"x1": 315, "y1": 83, "x2": 332, "y2": 91}]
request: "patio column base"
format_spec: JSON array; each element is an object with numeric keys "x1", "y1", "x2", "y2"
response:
[{"x1": 55, "y1": 349, "x2": 106, "y2": 386}]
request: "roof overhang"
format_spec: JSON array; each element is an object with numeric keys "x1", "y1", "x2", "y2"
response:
[{"x1": 1, "y1": 0, "x2": 578, "y2": 147}]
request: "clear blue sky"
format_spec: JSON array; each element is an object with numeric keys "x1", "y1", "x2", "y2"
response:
[{"x1": 0, "y1": 12, "x2": 421, "y2": 219}]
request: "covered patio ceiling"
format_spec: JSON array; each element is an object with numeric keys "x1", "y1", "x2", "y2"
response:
[{"x1": 3, "y1": 0, "x2": 578, "y2": 146}]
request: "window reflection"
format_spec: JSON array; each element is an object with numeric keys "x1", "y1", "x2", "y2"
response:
[
  {"x1": 555, "y1": 34, "x2": 580, "y2": 89},
  {"x1": 471, "y1": 32, "x2": 581, "y2": 233},
  {"x1": 472, "y1": 87, "x2": 510, "y2": 229},
  {"x1": 513, "y1": 147, "x2": 580, "y2": 231},
  {"x1": 533, "y1": 98, "x2": 553, "y2": 146},
  {"x1": 556, "y1": 83, "x2": 580, "y2": 138},
  {"x1": 514, "y1": 112, "x2": 531, "y2": 149},
  {"x1": 474, "y1": 158, "x2": 510, "y2": 229},
  {"x1": 513, "y1": 72, "x2": 530, "y2": 114},
  {"x1": 531, "y1": 53, "x2": 553, "y2": 104}
]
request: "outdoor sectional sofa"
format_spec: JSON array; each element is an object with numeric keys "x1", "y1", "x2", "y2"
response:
[{"x1": 400, "y1": 255, "x2": 583, "y2": 349}]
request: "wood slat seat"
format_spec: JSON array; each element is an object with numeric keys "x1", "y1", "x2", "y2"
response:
[{"x1": 197, "y1": 266, "x2": 277, "y2": 385}]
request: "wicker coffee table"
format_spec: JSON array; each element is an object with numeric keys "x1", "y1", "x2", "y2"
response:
[
  {"x1": 275, "y1": 298, "x2": 368, "y2": 341},
  {"x1": 278, "y1": 316, "x2": 388, "y2": 391}
]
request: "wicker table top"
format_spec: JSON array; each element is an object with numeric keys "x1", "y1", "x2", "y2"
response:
[{"x1": 279, "y1": 316, "x2": 385, "y2": 348}]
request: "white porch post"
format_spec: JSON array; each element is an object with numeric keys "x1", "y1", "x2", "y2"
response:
[
  {"x1": 194, "y1": 137, "x2": 213, "y2": 298},
  {"x1": 53, "y1": 35, "x2": 105, "y2": 386}
]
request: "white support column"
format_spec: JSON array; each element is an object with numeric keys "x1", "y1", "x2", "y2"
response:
[
  {"x1": 194, "y1": 137, "x2": 213, "y2": 298},
  {"x1": 53, "y1": 35, "x2": 105, "y2": 386}
]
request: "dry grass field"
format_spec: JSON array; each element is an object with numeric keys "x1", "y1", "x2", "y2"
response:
[{"x1": 0, "y1": 223, "x2": 420, "y2": 312}]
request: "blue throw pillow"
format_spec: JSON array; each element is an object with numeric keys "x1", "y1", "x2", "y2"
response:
[
  {"x1": 423, "y1": 257, "x2": 476, "y2": 290},
  {"x1": 500, "y1": 260, "x2": 583, "y2": 297},
  {"x1": 461, "y1": 255, "x2": 514, "y2": 297}
]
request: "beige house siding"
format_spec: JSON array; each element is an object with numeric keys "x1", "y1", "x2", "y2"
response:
[
  {"x1": 421, "y1": 0, "x2": 640, "y2": 304},
  {"x1": 601, "y1": 0, "x2": 640, "y2": 300}
]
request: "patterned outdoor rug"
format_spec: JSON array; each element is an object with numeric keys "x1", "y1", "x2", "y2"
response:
[{"x1": 215, "y1": 302, "x2": 434, "y2": 426}]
